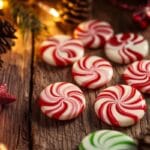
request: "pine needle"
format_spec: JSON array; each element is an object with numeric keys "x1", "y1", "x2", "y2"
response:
[{"x1": 9, "y1": 0, "x2": 44, "y2": 35}]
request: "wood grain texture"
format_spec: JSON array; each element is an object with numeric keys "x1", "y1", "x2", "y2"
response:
[
  {"x1": 31, "y1": 0, "x2": 150, "y2": 150},
  {"x1": 0, "y1": 31, "x2": 32, "y2": 150}
]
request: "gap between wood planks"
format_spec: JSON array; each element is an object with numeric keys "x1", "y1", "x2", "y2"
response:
[{"x1": 28, "y1": 32, "x2": 35, "y2": 150}]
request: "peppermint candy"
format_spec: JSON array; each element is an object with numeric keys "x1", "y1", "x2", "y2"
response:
[
  {"x1": 39, "y1": 82, "x2": 86, "y2": 120},
  {"x1": 72, "y1": 56, "x2": 113, "y2": 89},
  {"x1": 105, "y1": 33, "x2": 149, "y2": 64},
  {"x1": 40, "y1": 35, "x2": 84, "y2": 66},
  {"x1": 74, "y1": 20, "x2": 114, "y2": 48},
  {"x1": 123, "y1": 60, "x2": 150, "y2": 94},
  {"x1": 94, "y1": 85, "x2": 146, "y2": 127},
  {"x1": 79, "y1": 130, "x2": 137, "y2": 150}
]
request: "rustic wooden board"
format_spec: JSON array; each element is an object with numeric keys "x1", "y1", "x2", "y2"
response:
[
  {"x1": 31, "y1": 1, "x2": 150, "y2": 150},
  {"x1": 0, "y1": 31, "x2": 32, "y2": 149}
]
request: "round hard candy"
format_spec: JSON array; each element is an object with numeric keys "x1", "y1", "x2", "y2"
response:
[
  {"x1": 79, "y1": 130, "x2": 137, "y2": 150},
  {"x1": 39, "y1": 82, "x2": 86, "y2": 120},
  {"x1": 123, "y1": 60, "x2": 150, "y2": 94},
  {"x1": 40, "y1": 35, "x2": 84, "y2": 66},
  {"x1": 72, "y1": 56, "x2": 113, "y2": 89},
  {"x1": 94, "y1": 85, "x2": 146, "y2": 127},
  {"x1": 105, "y1": 33, "x2": 149, "y2": 64},
  {"x1": 74, "y1": 20, "x2": 114, "y2": 48}
]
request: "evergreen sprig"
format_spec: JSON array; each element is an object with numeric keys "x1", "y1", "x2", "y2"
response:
[{"x1": 9, "y1": 0, "x2": 44, "y2": 35}]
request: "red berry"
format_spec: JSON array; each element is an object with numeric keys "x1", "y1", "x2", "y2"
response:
[
  {"x1": 133, "y1": 6, "x2": 150, "y2": 29},
  {"x1": 0, "y1": 84, "x2": 16, "y2": 105}
]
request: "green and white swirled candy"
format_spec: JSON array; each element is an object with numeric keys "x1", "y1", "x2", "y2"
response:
[{"x1": 79, "y1": 130, "x2": 137, "y2": 150}]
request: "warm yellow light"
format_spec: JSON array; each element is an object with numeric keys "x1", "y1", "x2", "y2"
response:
[
  {"x1": 0, "y1": 143, "x2": 7, "y2": 150},
  {"x1": 0, "y1": 0, "x2": 8, "y2": 10},
  {"x1": 48, "y1": 8, "x2": 59, "y2": 17},
  {"x1": 38, "y1": 2, "x2": 60, "y2": 19},
  {"x1": 0, "y1": 0, "x2": 4, "y2": 9}
]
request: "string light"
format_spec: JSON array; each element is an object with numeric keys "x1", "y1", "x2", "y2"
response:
[
  {"x1": 0, "y1": 143, "x2": 7, "y2": 150},
  {"x1": 48, "y1": 8, "x2": 59, "y2": 18},
  {"x1": 0, "y1": 0, "x2": 4, "y2": 9},
  {"x1": 38, "y1": 2, "x2": 60, "y2": 21},
  {"x1": 0, "y1": 0, "x2": 8, "y2": 10}
]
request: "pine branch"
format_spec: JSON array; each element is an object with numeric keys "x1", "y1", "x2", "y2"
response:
[{"x1": 9, "y1": 0, "x2": 44, "y2": 35}]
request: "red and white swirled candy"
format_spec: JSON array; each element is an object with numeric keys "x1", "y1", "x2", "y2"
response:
[
  {"x1": 39, "y1": 82, "x2": 86, "y2": 120},
  {"x1": 105, "y1": 33, "x2": 149, "y2": 64},
  {"x1": 40, "y1": 35, "x2": 84, "y2": 66},
  {"x1": 72, "y1": 56, "x2": 113, "y2": 89},
  {"x1": 74, "y1": 20, "x2": 114, "y2": 48},
  {"x1": 123, "y1": 60, "x2": 150, "y2": 94},
  {"x1": 94, "y1": 85, "x2": 146, "y2": 127}
]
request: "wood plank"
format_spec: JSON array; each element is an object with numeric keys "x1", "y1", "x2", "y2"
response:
[
  {"x1": 32, "y1": 0, "x2": 150, "y2": 149},
  {"x1": 0, "y1": 30, "x2": 32, "y2": 150}
]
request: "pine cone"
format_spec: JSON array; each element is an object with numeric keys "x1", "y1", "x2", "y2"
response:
[
  {"x1": 61, "y1": 0, "x2": 92, "y2": 25},
  {"x1": 0, "y1": 16, "x2": 16, "y2": 54}
]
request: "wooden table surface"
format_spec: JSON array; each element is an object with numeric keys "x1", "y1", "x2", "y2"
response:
[{"x1": 0, "y1": 0, "x2": 150, "y2": 150}]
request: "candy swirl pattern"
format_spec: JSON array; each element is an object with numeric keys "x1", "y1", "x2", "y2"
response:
[
  {"x1": 74, "y1": 20, "x2": 114, "y2": 48},
  {"x1": 39, "y1": 82, "x2": 86, "y2": 120},
  {"x1": 79, "y1": 130, "x2": 137, "y2": 150},
  {"x1": 123, "y1": 60, "x2": 150, "y2": 94},
  {"x1": 72, "y1": 56, "x2": 113, "y2": 89},
  {"x1": 94, "y1": 85, "x2": 146, "y2": 127},
  {"x1": 105, "y1": 33, "x2": 149, "y2": 64},
  {"x1": 40, "y1": 35, "x2": 84, "y2": 66}
]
